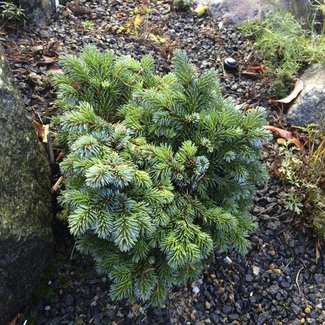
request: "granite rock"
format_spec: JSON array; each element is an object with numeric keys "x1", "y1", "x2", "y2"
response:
[
  {"x1": 287, "y1": 64, "x2": 325, "y2": 131},
  {"x1": 205, "y1": 0, "x2": 313, "y2": 24},
  {"x1": 13, "y1": 0, "x2": 57, "y2": 22},
  {"x1": 0, "y1": 44, "x2": 54, "y2": 324}
]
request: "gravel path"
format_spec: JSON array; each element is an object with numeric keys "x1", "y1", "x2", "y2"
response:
[{"x1": 3, "y1": 1, "x2": 324, "y2": 324}]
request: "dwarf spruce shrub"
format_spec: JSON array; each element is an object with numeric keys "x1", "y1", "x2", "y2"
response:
[{"x1": 54, "y1": 46, "x2": 270, "y2": 305}]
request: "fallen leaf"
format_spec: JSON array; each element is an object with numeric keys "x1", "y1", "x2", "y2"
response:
[
  {"x1": 56, "y1": 150, "x2": 65, "y2": 162},
  {"x1": 264, "y1": 125, "x2": 305, "y2": 153},
  {"x1": 290, "y1": 138, "x2": 305, "y2": 153},
  {"x1": 247, "y1": 65, "x2": 264, "y2": 72},
  {"x1": 33, "y1": 121, "x2": 50, "y2": 143},
  {"x1": 48, "y1": 63, "x2": 64, "y2": 74},
  {"x1": 52, "y1": 176, "x2": 63, "y2": 193},
  {"x1": 42, "y1": 124, "x2": 50, "y2": 143},
  {"x1": 241, "y1": 71, "x2": 262, "y2": 79},
  {"x1": 31, "y1": 45, "x2": 44, "y2": 53},
  {"x1": 264, "y1": 125, "x2": 293, "y2": 139},
  {"x1": 42, "y1": 55, "x2": 59, "y2": 64},
  {"x1": 7, "y1": 314, "x2": 23, "y2": 325},
  {"x1": 271, "y1": 79, "x2": 304, "y2": 104},
  {"x1": 72, "y1": 80, "x2": 81, "y2": 90}
]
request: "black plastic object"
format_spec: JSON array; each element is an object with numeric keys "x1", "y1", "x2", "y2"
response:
[{"x1": 224, "y1": 57, "x2": 238, "y2": 71}]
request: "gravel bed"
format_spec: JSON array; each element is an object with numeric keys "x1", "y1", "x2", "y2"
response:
[{"x1": 2, "y1": 1, "x2": 324, "y2": 324}]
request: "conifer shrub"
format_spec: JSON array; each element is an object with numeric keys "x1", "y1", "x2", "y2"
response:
[{"x1": 54, "y1": 46, "x2": 270, "y2": 305}]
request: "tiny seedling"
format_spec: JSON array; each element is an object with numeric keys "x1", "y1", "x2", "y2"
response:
[{"x1": 81, "y1": 20, "x2": 95, "y2": 30}]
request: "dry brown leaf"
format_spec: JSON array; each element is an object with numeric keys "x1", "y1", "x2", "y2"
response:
[
  {"x1": 48, "y1": 63, "x2": 64, "y2": 74},
  {"x1": 241, "y1": 71, "x2": 262, "y2": 79},
  {"x1": 33, "y1": 121, "x2": 50, "y2": 143},
  {"x1": 264, "y1": 125, "x2": 293, "y2": 139},
  {"x1": 31, "y1": 45, "x2": 44, "y2": 53},
  {"x1": 247, "y1": 65, "x2": 269, "y2": 73},
  {"x1": 247, "y1": 65, "x2": 263, "y2": 71},
  {"x1": 264, "y1": 125, "x2": 305, "y2": 153},
  {"x1": 33, "y1": 120, "x2": 44, "y2": 141},
  {"x1": 72, "y1": 80, "x2": 81, "y2": 90},
  {"x1": 7, "y1": 314, "x2": 23, "y2": 325},
  {"x1": 52, "y1": 176, "x2": 63, "y2": 193},
  {"x1": 271, "y1": 79, "x2": 304, "y2": 104},
  {"x1": 56, "y1": 150, "x2": 65, "y2": 162},
  {"x1": 42, "y1": 55, "x2": 59, "y2": 64}
]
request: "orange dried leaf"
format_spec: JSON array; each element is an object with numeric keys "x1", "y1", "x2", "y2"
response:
[
  {"x1": 271, "y1": 79, "x2": 304, "y2": 104},
  {"x1": 247, "y1": 65, "x2": 264, "y2": 72},
  {"x1": 290, "y1": 137, "x2": 305, "y2": 153},
  {"x1": 264, "y1": 125, "x2": 293, "y2": 139},
  {"x1": 264, "y1": 125, "x2": 305, "y2": 153}
]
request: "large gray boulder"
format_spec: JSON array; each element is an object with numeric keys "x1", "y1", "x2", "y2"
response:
[
  {"x1": 13, "y1": 0, "x2": 57, "y2": 21},
  {"x1": 287, "y1": 64, "x2": 325, "y2": 131},
  {"x1": 0, "y1": 45, "x2": 54, "y2": 324},
  {"x1": 205, "y1": 0, "x2": 313, "y2": 24}
]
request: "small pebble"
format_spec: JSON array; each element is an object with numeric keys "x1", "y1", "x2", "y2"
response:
[
  {"x1": 252, "y1": 266, "x2": 261, "y2": 276},
  {"x1": 192, "y1": 286, "x2": 200, "y2": 294},
  {"x1": 224, "y1": 256, "x2": 232, "y2": 265}
]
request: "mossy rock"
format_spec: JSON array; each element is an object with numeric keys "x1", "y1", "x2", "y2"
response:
[
  {"x1": 0, "y1": 45, "x2": 54, "y2": 324},
  {"x1": 12, "y1": 0, "x2": 56, "y2": 21}
]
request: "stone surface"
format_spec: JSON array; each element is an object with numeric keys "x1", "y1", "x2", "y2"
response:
[
  {"x1": 287, "y1": 64, "x2": 325, "y2": 131},
  {"x1": 0, "y1": 45, "x2": 54, "y2": 324},
  {"x1": 204, "y1": 0, "x2": 313, "y2": 24},
  {"x1": 13, "y1": 0, "x2": 57, "y2": 21}
]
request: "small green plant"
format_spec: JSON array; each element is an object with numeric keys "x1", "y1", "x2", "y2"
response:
[
  {"x1": 81, "y1": 20, "x2": 95, "y2": 30},
  {"x1": 239, "y1": 10, "x2": 325, "y2": 96},
  {"x1": 0, "y1": 1, "x2": 27, "y2": 27},
  {"x1": 172, "y1": 0, "x2": 192, "y2": 11},
  {"x1": 134, "y1": 5, "x2": 152, "y2": 15},
  {"x1": 53, "y1": 46, "x2": 270, "y2": 305},
  {"x1": 117, "y1": 14, "x2": 144, "y2": 35},
  {"x1": 278, "y1": 125, "x2": 325, "y2": 238}
]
